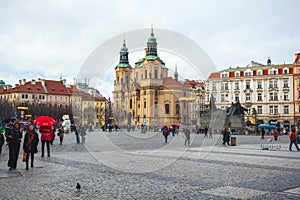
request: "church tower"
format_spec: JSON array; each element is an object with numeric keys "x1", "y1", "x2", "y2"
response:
[
  {"x1": 146, "y1": 24, "x2": 158, "y2": 57},
  {"x1": 113, "y1": 39, "x2": 132, "y2": 125}
]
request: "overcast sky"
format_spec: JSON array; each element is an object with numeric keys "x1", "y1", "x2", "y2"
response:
[{"x1": 0, "y1": 0, "x2": 299, "y2": 98}]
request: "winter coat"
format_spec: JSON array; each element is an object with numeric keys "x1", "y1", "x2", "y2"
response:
[
  {"x1": 5, "y1": 128, "x2": 22, "y2": 144},
  {"x1": 162, "y1": 126, "x2": 170, "y2": 137},
  {"x1": 23, "y1": 131, "x2": 39, "y2": 154},
  {"x1": 289, "y1": 131, "x2": 297, "y2": 141}
]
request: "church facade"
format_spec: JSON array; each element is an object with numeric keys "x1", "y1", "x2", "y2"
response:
[{"x1": 113, "y1": 28, "x2": 192, "y2": 128}]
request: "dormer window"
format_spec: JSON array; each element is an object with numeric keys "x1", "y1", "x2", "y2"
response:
[
  {"x1": 221, "y1": 72, "x2": 229, "y2": 78},
  {"x1": 244, "y1": 69, "x2": 252, "y2": 77},
  {"x1": 257, "y1": 69, "x2": 262, "y2": 76},
  {"x1": 283, "y1": 67, "x2": 289, "y2": 74},
  {"x1": 235, "y1": 71, "x2": 240, "y2": 77},
  {"x1": 268, "y1": 68, "x2": 278, "y2": 75}
]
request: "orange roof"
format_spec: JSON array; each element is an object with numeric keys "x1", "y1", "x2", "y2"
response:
[
  {"x1": 44, "y1": 80, "x2": 69, "y2": 95},
  {"x1": 208, "y1": 72, "x2": 220, "y2": 79},
  {"x1": 163, "y1": 77, "x2": 187, "y2": 88},
  {"x1": 1, "y1": 81, "x2": 46, "y2": 94}
]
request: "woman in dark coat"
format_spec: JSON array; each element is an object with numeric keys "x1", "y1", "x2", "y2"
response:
[
  {"x1": 23, "y1": 124, "x2": 39, "y2": 170},
  {"x1": 5, "y1": 121, "x2": 23, "y2": 170},
  {"x1": 222, "y1": 128, "x2": 231, "y2": 145}
]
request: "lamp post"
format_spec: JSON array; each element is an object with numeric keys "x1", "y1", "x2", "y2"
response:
[{"x1": 17, "y1": 106, "x2": 28, "y2": 120}]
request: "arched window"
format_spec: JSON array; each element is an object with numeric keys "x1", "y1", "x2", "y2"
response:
[{"x1": 165, "y1": 104, "x2": 170, "y2": 114}]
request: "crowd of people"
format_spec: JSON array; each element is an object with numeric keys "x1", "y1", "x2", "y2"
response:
[{"x1": 0, "y1": 119, "x2": 88, "y2": 171}]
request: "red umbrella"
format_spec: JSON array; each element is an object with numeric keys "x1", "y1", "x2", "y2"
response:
[{"x1": 33, "y1": 116, "x2": 56, "y2": 126}]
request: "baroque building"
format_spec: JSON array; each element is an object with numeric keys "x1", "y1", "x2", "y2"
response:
[
  {"x1": 206, "y1": 58, "x2": 295, "y2": 131},
  {"x1": 113, "y1": 28, "x2": 192, "y2": 128}
]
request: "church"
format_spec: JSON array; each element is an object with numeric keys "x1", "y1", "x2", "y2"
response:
[{"x1": 113, "y1": 27, "x2": 192, "y2": 129}]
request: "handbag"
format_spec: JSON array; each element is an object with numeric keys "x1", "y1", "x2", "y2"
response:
[{"x1": 22, "y1": 151, "x2": 26, "y2": 162}]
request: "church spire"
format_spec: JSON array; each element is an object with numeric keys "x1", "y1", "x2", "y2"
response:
[
  {"x1": 146, "y1": 23, "x2": 158, "y2": 56},
  {"x1": 117, "y1": 38, "x2": 130, "y2": 68},
  {"x1": 174, "y1": 65, "x2": 178, "y2": 81}
]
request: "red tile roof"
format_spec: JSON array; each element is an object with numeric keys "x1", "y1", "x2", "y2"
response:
[
  {"x1": 208, "y1": 72, "x2": 220, "y2": 79},
  {"x1": 44, "y1": 80, "x2": 69, "y2": 95},
  {"x1": 0, "y1": 81, "x2": 46, "y2": 94},
  {"x1": 163, "y1": 77, "x2": 188, "y2": 88}
]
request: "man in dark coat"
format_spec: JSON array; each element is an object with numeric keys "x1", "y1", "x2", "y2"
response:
[{"x1": 222, "y1": 128, "x2": 231, "y2": 145}]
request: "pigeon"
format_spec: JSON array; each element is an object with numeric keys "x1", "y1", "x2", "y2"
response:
[{"x1": 76, "y1": 183, "x2": 81, "y2": 192}]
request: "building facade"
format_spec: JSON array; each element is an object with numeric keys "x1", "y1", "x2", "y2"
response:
[
  {"x1": 206, "y1": 58, "x2": 295, "y2": 130},
  {"x1": 113, "y1": 28, "x2": 192, "y2": 128}
]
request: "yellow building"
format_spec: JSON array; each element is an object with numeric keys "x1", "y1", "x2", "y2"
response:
[{"x1": 113, "y1": 28, "x2": 192, "y2": 128}]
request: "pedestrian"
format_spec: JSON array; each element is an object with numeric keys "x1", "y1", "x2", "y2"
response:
[
  {"x1": 57, "y1": 126, "x2": 64, "y2": 145},
  {"x1": 23, "y1": 124, "x2": 39, "y2": 170},
  {"x1": 39, "y1": 126, "x2": 52, "y2": 157},
  {"x1": 208, "y1": 127, "x2": 212, "y2": 138},
  {"x1": 273, "y1": 128, "x2": 278, "y2": 141},
  {"x1": 204, "y1": 126, "x2": 208, "y2": 138},
  {"x1": 5, "y1": 121, "x2": 23, "y2": 170},
  {"x1": 183, "y1": 127, "x2": 191, "y2": 146},
  {"x1": 78, "y1": 124, "x2": 87, "y2": 144},
  {"x1": 74, "y1": 124, "x2": 80, "y2": 143},
  {"x1": 50, "y1": 126, "x2": 56, "y2": 145},
  {"x1": 222, "y1": 128, "x2": 230, "y2": 145},
  {"x1": 289, "y1": 128, "x2": 300, "y2": 151},
  {"x1": 162, "y1": 125, "x2": 170, "y2": 143},
  {"x1": 261, "y1": 128, "x2": 265, "y2": 140},
  {"x1": 0, "y1": 126, "x2": 5, "y2": 155}
]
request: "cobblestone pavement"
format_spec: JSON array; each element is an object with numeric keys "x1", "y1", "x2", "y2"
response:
[{"x1": 0, "y1": 130, "x2": 299, "y2": 199}]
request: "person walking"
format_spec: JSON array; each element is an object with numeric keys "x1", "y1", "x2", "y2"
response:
[
  {"x1": 261, "y1": 128, "x2": 265, "y2": 140},
  {"x1": 222, "y1": 128, "x2": 230, "y2": 145},
  {"x1": 23, "y1": 124, "x2": 39, "y2": 170},
  {"x1": 40, "y1": 126, "x2": 52, "y2": 157},
  {"x1": 208, "y1": 127, "x2": 213, "y2": 138},
  {"x1": 162, "y1": 125, "x2": 170, "y2": 143},
  {"x1": 183, "y1": 127, "x2": 191, "y2": 146},
  {"x1": 289, "y1": 128, "x2": 300, "y2": 151},
  {"x1": 5, "y1": 122, "x2": 23, "y2": 170},
  {"x1": 74, "y1": 124, "x2": 80, "y2": 144},
  {"x1": 57, "y1": 126, "x2": 64, "y2": 145},
  {"x1": 0, "y1": 126, "x2": 5, "y2": 155},
  {"x1": 78, "y1": 124, "x2": 87, "y2": 144},
  {"x1": 273, "y1": 128, "x2": 278, "y2": 141}
]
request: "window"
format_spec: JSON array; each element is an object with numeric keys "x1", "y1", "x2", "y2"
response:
[
  {"x1": 283, "y1": 80, "x2": 289, "y2": 88},
  {"x1": 298, "y1": 79, "x2": 300, "y2": 86},
  {"x1": 136, "y1": 72, "x2": 138, "y2": 81},
  {"x1": 269, "y1": 106, "x2": 273, "y2": 114},
  {"x1": 284, "y1": 92, "x2": 289, "y2": 100},
  {"x1": 257, "y1": 106, "x2": 262, "y2": 114},
  {"x1": 212, "y1": 83, "x2": 216, "y2": 90},
  {"x1": 246, "y1": 81, "x2": 250, "y2": 89},
  {"x1": 221, "y1": 82, "x2": 228, "y2": 90},
  {"x1": 245, "y1": 71, "x2": 252, "y2": 76},
  {"x1": 299, "y1": 105, "x2": 300, "y2": 113},
  {"x1": 246, "y1": 93, "x2": 251, "y2": 102},
  {"x1": 257, "y1": 93, "x2": 262, "y2": 101},
  {"x1": 283, "y1": 69, "x2": 288, "y2": 74},
  {"x1": 235, "y1": 93, "x2": 239, "y2": 101},
  {"x1": 22, "y1": 94, "x2": 28, "y2": 99},
  {"x1": 49, "y1": 96, "x2": 52, "y2": 101},
  {"x1": 145, "y1": 70, "x2": 147, "y2": 79},
  {"x1": 65, "y1": 97, "x2": 68, "y2": 101},
  {"x1": 298, "y1": 91, "x2": 300, "y2": 98},
  {"x1": 274, "y1": 92, "x2": 278, "y2": 101},
  {"x1": 154, "y1": 69, "x2": 158, "y2": 79},
  {"x1": 284, "y1": 105, "x2": 289, "y2": 114},
  {"x1": 274, "y1": 80, "x2": 278, "y2": 88},
  {"x1": 55, "y1": 96, "x2": 58, "y2": 101},
  {"x1": 129, "y1": 99, "x2": 132, "y2": 109},
  {"x1": 257, "y1": 81, "x2": 262, "y2": 89},
  {"x1": 235, "y1": 82, "x2": 239, "y2": 90},
  {"x1": 235, "y1": 72, "x2": 240, "y2": 77},
  {"x1": 274, "y1": 106, "x2": 278, "y2": 114},
  {"x1": 165, "y1": 104, "x2": 170, "y2": 114},
  {"x1": 269, "y1": 80, "x2": 273, "y2": 88},
  {"x1": 257, "y1": 70, "x2": 262, "y2": 76},
  {"x1": 144, "y1": 101, "x2": 146, "y2": 109},
  {"x1": 60, "y1": 96, "x2": 63, "y2": 101},
  {"x1": 221, "y1": 94, "x2": 229, "y2": 102}
]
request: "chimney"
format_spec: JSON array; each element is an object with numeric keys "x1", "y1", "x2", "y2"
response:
[
  {"x1": 15, "y1": 84, "x2": 19, "y2": 88},
  {"x1": 62, "y1": 79, "x2": 66, "y2": 85},
  {"x1": 31, "y1": 79, "x2": 36, "y2": 85},
  {"x1": 22, "y1": 79, "x2": 26, "y2": 85},
  {"x1": 19, "y1": 79, "x2": 22, "y2": 85},
  {"x1": 7, "y1": 85, "x2": 12, "y2": 90}
]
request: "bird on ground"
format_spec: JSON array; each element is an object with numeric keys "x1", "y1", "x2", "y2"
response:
[{"x1": 76, "y1": 183, "x2": 81, "y2": 192}]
